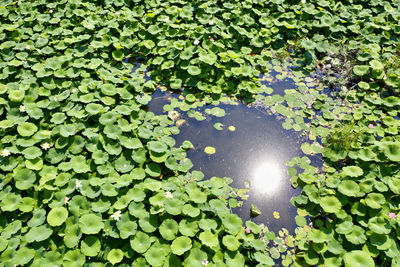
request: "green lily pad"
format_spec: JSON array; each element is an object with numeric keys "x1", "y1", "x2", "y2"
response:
[
  {"x1": 79, "y1": 214, "x2": 104, "y2": 234},
  {"x1": 130, "y1": 231, "x2": 154, "y2": 254},
  {"x1": 47, "y1": 207, "x2": 68, "y2": 226},
  {"x1": 159, "y1": 219, "x2": 179, "y2": 240},
  {"x1": 338, "y1": 180, "x2": 360, "y2": 197},
  {"x1": 320, "y1": 196, "x2": 342, "y2": 213},
  {"x1": 204, "y1": 146, "x2": 216, "y2": 155},
  {"x1": 382, "y1": 142, "x2": 400, "y2": 161},
  {"x1": 17, "y1": 122, "x2": 38, "y2": 137},
  {"x1": 107, "y1": 249, "x2": 124, "y2": 265},
  {"x1": 343, "y1": 250, "x2": 374, "y2": 267},
  {"x1": 222, "y1": 235, "x2": 241, "y2": 251},
  {"x1": 25, "y1": 225, "x2": 53, "y2": 243},
  {"x1": 342, "y1": 166, "x2": 363, "y2": 177},
  {"x1": 14, "y1": 168, "x2": 36, "y2": 190},
  {"x1": 81, "y1": 236, "x2": 101, "y2": 257},
  {"x1": 365, "y1": 193, "x2": 385, "y2": 209},
  {"x1": 171, "y1": 236, "x2": 192, "y2": 255},
  {"x1": 199, "y1": 230, "x2": 219, "y2": 248}
]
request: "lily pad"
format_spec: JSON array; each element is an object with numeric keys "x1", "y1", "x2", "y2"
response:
[
  {"x1": 47, "y1": 207, "x2": 68, "y2": 226},
  {"x1": 171, "y1": 236, "x2": 192, "y2": 255},
  {"x1": 204, "y1": 146, "x2": 216, "y2": 155},
  {"x1": 320, "y1": 196, "x2": 342, "y2": 213},
  {"x1": 343, "y1": 250, "x2": 374, "y2": 267},
  {"x1": 17, "y1": 122, "x2": 38, "y2": 137}
]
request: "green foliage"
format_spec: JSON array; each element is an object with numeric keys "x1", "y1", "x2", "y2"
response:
[{"x1": 0, "y1": 0, "x2": 399, "y2": 266}]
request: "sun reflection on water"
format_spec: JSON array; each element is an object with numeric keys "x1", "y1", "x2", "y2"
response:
[{"x1": 252, "y1": 161, "x2": 283, "y2": 194}]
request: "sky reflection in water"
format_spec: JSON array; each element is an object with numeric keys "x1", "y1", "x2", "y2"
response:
[{"x1": 149, "y1": 88, "x2": 307, "y2": 234}]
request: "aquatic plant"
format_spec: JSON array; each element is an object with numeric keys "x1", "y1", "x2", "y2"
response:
[{"x1": 0, "y1": 0, "x2": 400, "y2": 266}]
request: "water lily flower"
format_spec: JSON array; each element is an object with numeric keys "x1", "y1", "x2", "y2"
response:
[
  {"x1": 72, "y1": 88, "x2": 78, "y2": 93},
  {"x1": 64, "y1": 197, "x2": 70, "y2": 205},
  {"x1": 245, "y1": 227, "x2": 251, "y2": 234},
  {"x1": 19, "y1": 105, "x2": 25, "y2": 112},
  {"x1": 202, "y1": 259, "x2": 208, "y2": 266},
  {"x1": 389, "y1": 212, "x2": 396, "y2": 219},
  {"x1": 1, "y1": 149, "x2": 10, "y2": 157},
  {"x1": 41, "y1": 142, "x2": 50, "y2": 150},
  {"x1": 164, "y1": 191, "x2": 173, "y2": 199},
  {"x1": 210, "y1": 38, "x2": 214, "y2": 42},
  {"x1": 115, "y1": 11, "x2": 119, "y2": 15},
  {"x1": 49, "y1": 9, "x2": 53, "y2": 13},
  {"x1": 368, "y1": 124, "x2": 374, "y2": 129},
  {"x1": 75, "y1": 179, "x2": 82, "y2": 190},
  {"x1": 111, "y1": 210, "x2": 122, "y2": 221},
  {"x1": 164, "y1": 17, "x2": 169, "y2": 23},
  {"x1": 301, "y1": 0, "x2": 306, "y2": 3},
  {"x1": 208, "y1": 19, "x2": 214, "y2": 25},
  {"x1": 194, "y1": 40, "x2": 200, "y2": 45}
]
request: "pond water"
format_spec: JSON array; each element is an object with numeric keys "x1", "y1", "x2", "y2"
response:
[{"x1": 148, "y1": 84, "x2": 309, "y2": 234}]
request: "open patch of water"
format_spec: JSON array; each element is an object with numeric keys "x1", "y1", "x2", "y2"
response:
[{"x1": 148, "y1": 88, "x2": 308, "y2": 234}]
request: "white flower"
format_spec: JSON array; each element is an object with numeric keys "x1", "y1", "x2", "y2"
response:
[
  {"x1": 164, "y1": 191, "x2": 173, "y2": 199},
  {"x1": 202, "y1": 259, "x2": 208, "y2": 266},
  {"x1": 194, "y1": 40, "x2": 200, "y2": 45},
  {"x1": 163, "y1": 17, "x2": 169, "y2": 23},
  {"x1": 208, "y1": 19, "x2": 214, "y2": 25},
  {"x1": 1, "y1": 149, "x2": 10, "y2": 157},
  {"x1": 72, "y1": 88, "x2": 78, "y2": 93},
  {"x1": 301, "y1": 0, "x2": 306, "y2": 3},
  {"x1": 19, "y1": 105, "x2": 25, "y2": 112},
  {"x1": 64, "y1": 197, "x2": 70, "y2": 205},
  {"x1": 111, "y1": 210, "x2": 122, "y2": 221},
  {"x1": 41, "y1": 142, "x2": 50, "y2": 150},
  {"x1": 75, "y1": 179, "x2": 82, "y2": 190}
]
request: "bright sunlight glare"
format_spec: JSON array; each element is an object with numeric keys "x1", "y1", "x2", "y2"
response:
[{"x1": 252, "y1": 161, "x2": 283, "y2": 194}]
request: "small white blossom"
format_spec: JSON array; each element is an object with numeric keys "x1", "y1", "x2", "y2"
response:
[
  {"x1": 301, "y1": 0, "x2": 306, "y2": 3},
  {"x1": 164, "y1": 191, "x2": 173, "y2": 199},
  {"x1": 111, "y1": 210, "x2": 122, "y2": 221},
  {"x1": 64, "y1": 197, "x2": 70, "y2": 205},
  {"x1": 208, "y1": 19, "x2": 214, "y2": 25},
  {"x1": 163, "y1": 17, "x2": 169, "y2": 23},
  {"x1": 41, "y1": 142, "x2": 50, "y2": 150},
  {"x1": 202, "y1": 259, "x2": 208, "y2": 266},
  {"x1": 19, "y1": 105, "x2": 25, "y2": 112},
  {"x1": 1, "y1": 149, "x2": 10, "y2": 157},
  {"x1": 194, "y1": 40, "x2": 200, "y2": 45},
  {"x1": 75, "y1": 179, "x2": 82, "y2": 190},
  {"x1": 72, "y1": 88, "x2": 78, "y2": 93}
]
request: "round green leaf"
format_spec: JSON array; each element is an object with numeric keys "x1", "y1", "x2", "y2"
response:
[
  {"x1": 47, "y1": 207, "x2": 68, "y2": 226},
  {"x1": 171, "y1": 236, "x2": 192, "y2": 255},
  {"x1": 17, "y1": 122, "x2": 38, "y2": 137},
  {"x1": 79, "y1": 214, "x2": 104, "y2": 234},
  {"x1": 320, "y1": 196, "x2": 342, "y2": 213},
  {"x1": 81, "y1": 236, "x2": 101, "y2": 257},
  {"x1": 107, "y1": 249, "x2": 124, "y2": 265},
  {"x1": 343, "y1": 250, "x2": 375, "y2": 267},
  {"x1": 14, "y1": 168, "x2": 36, "y2": 190}
]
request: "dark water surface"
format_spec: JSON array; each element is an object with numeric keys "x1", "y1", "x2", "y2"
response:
[{"x1": 149, "y1": 87, "x2": 306, "y2": 234}]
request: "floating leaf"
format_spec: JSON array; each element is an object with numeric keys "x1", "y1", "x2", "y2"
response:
[
  {"x1": 47, "y1": 207, "x2": 68, "y2": 226},
  {"x1": 171, "y1": 236, "x2": 192, "y2": 255},
  {"x1": 343, "y1": 250, "x2": 374, "y2": 267},
  {"x1": 107, "y1": 249, "x2": 124, "y2": 265},
  {"x1": 204, "y1": 146, "x2": 216, "y2": 155},
  {"x1": 17, "y1": 122, "x2": 38, "y2": 137},
  {"x1": 79, "y1": 214, "x2": 104, "y2": 234}
]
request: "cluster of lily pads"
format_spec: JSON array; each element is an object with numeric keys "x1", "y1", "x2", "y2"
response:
[{"x1": 1, "y1": 0, "x2": 400, "y2": 266}]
